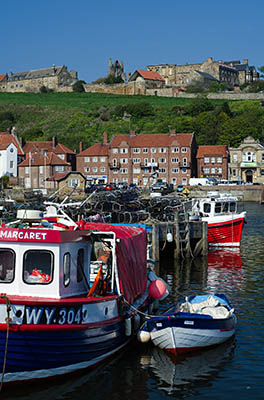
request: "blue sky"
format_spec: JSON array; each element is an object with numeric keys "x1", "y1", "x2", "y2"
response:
[{"x1": 1, "y1": 0, "x2": 263, "y2": 83}]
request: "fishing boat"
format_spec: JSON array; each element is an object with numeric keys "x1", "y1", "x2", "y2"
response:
[
  {"x1": 191, "y1": 193, "x2": 246, "y2": 246},
  {"x1": 0, "y1": 204, "x2": 166, "y2": 385},
  {"x1": 137, "y1": 294, "x2": 236, "y2": 356}
]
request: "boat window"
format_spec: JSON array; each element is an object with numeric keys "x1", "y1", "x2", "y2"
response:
[
  {"x1": 0, "y1": 249, "x2": 15, "y2": 283},
  {"x1": 203, "y1": 203, "x2": 211, "y2": 213},
  {"x1": 23, "y1": 250, "x2": 53, "y2": 284},
  {"x1": 230, "y1": 202, "x2": 236, "y2": 212},
  {"x1": 63, "y1": 252, "x2": 71, "y2": 287},
  {"x1": 223, "y1": 202, "x2": 229, "y2": 213},
  {"x1": 77, "y1": 248, "x2": 84, "y2": 283},
  {"x1": 215, "y1": 203, "x2": 222, "y2": 214}
]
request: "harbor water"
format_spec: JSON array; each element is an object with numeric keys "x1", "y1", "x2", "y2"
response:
[{"x1": 2, "y1": 202, "x2": 264, "y2": 400}]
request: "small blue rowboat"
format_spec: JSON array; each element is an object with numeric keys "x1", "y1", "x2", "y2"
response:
[{"x1": 137, "y1": 294, "x2": 237, "y2": 356}]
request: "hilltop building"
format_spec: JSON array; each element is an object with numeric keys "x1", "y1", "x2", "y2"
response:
[
  {"x1": 0, "y1": 65, "x2": 78, "y2": 93},
  {"x1": 147, "y1": 57, "x2": 258, "y2": 88}
]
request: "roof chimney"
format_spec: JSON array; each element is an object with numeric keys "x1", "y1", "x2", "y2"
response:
[
  {"x1": 129, "y1": 130, "x2": 137, "y2": 137},
  {"x1": 79, "y1": 141, "x2": 83, "y2": 152},
  {"x1": 52, "y1": 136, "x2": 57, "y2": 149},
  {"x1": 169, "y1": 129, "x2": 176, "y2": 136},
  {"x1": 102, "y1": 131, "x2": 108, "y2": 145}
]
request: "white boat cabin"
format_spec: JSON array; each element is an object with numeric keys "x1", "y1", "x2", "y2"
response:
[
  {"x1": 0, "y1": 226, "x2": 117, "y2": 299},
  {"x1": 192, "y1": 193, "x2": 238, "y2": 218}
]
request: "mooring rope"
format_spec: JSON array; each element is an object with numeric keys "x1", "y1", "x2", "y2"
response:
[{"x1": 0, "y1": 295, "x2": 11, "y2": 392}]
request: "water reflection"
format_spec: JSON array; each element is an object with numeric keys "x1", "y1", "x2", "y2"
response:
[{"x1": 140, "y1": 339, "x2": 235, "y2": 396}]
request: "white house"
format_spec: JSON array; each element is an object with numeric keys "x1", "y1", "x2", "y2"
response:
[{"x1": 0, "y1": 132, "x2": 24, "y2": 178}]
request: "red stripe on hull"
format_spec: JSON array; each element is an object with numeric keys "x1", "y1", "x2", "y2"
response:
[{"x1": 208, "y1": 217, "x2": 244, "y2": 246}]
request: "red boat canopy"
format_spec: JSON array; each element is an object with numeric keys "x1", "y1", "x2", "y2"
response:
[{"x1": 84, "y1": 223, "x2": 148, "y2": 304}]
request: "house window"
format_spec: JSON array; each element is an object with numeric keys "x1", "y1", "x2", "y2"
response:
[
  {"x1": 92, "y1": 167, "x2": 98, "y2": 172},
  {"x1": 159, "y1": 158, "x2": 166, "y2": 163},
  {"x1": 172, "y1": 157, "x2": 179, "y2": 163},
  {"x1": 39, "y1": 166, "x2": 43, "y2": 174},
  {"x1": 172, "y1": 147, "x2": 179, "y2": 153},
  {"x1": 133, "y1": 168, "x2": 140, "y2": 174},
  {"x1": 121, "y1": 168, "x2": 128, "y2": 174},
  {"x1": 232, "y1": 169, "x2": 236, "y2": 176},
  {"x1": 92, "y1": 157, "x2": 98, "y2": 162},
  {"x1": 262, "y1": 154, "x2": 264, "y2": 162},
  {"x1": 181, "y1": 147, "x2": 187, "y2": 153},
  {"x1": 58, "y1": 154, "x2": 65, "y2": 160},
  {"x1": 211, "y1": 157, "x2": 215, "y2": 164},
  {"x1": 133, "y1": 158, "x2": 140, "y2": 164},
  {"x1": 100, "y1": 157, "x2": 106, "y2": 162},
  {"x1": 133, "y1": 148, "x2": 140, "y2": 153},
  {"x1": 112, "y1": 148, "x2": 118, "y2": 154},
  {"x1": 120, "y1": 148, "x2": 128, "y2": 154},
  {"x1": 40, "y1": 178, "x2": 44, "y2": 186},
  {"x1": 211, "y1": 167, "x2": 215, "y2": 174},
  {"x1": 113, "y1": 159, "x2": 117, "y2": 167},
  {"x1": 143, "y1": 148, "x2": 148, "y2": 153},
  {"x1": 69, "y1": 179, "x2": 80, "y2": 187},
  {"x1": 10, "y1": 161, "x2": 14, "y2": 169},
  {"x1": 159, "y1": 148, "x2": 166, "y2": 153},
  {"x1": 183, "y1": 158, "x2": 187, "y2": 166},
  {"x1": 151, "y1": 148, "x2": 156, "y2": 153},
  {"x1": 159, "y1": 168, "x2": 166, "y2": 173},
  {"x1": 204, "y1": 157, "x2": 210, "y2": 164},
  {"x1": 182, "y1": 168, "x2": 187, "y2": 173},
  {"x1": 218, "y1": 167, "x2": 222, "y2": 173},
  {"x1": 85, "y1": 167, "x2": 90, "y2": 172},
  {"x1": 84, "y1": 157, "x2": 90, "y2": 162},
  {"x1": 100, "y1": 167, "x2": 105, "y2": 172},
  {"x1": 261, "y1": 169, "x2": 264, "y2": 176},
  {"x1": 217, "y1": 157, "x2": 222, "y2": 163},
  {"x1": 121, "y1": 158, "x2": 128, "y2": 164},
  {"x1": 55, "y1": 166, "x2": 64, "y2": 172},
  {"x1": 203, "y1": 167, "x2": 210, "y2": 174},
  {"x1": 144, "y1": 158, "x2": 148, "y2": 166},
  {"x1": 172, "y1": 168, "x2": 179, "y2": 173},
  {"x1": 25, "y1": 167, "x2": 29, "y2": 174}
]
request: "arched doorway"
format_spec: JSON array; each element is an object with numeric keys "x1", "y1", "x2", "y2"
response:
[{"x1": 245, "y1": 169, "x2": 253, "y2": 183}]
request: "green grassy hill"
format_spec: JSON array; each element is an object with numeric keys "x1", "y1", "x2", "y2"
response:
[{"x1": 0, "y1": 92, "x2": 263, "y2": 152}]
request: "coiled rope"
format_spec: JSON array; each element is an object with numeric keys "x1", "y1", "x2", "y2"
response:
[{"x1": 0, "y1": 295, "x2": 11, "y2": 392}]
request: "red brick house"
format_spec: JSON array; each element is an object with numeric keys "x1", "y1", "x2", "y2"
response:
[
  {"x1": 196, "y1": 145, "x2": 228, "y2": 180},
  {"x1": 76, "y1": 132, "x2": 109, "y2": 183},
  {"x1": 77, "y1": 130, "x2": 197, "y2": 187},
  {"x1": 23, "y1": 137, "x2": 76, "y2": 170},
  {"x1": 18, "y1": 152, "x2": 71, "y2": 189}
]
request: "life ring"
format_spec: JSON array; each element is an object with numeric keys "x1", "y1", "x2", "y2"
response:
[{"x1": 88, "y1": 265, "x2": 103, "y2": 296}]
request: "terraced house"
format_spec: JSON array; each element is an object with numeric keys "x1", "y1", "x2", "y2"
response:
[{"x1": 77, "y1": 131, "x2": 197, "y2": 186}]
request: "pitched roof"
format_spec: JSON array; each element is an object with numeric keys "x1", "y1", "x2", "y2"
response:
[
  {"x1": 130, "y1": 70, "x2": 165, "y2": 82},
  {"x1": 46, "y1": 171, "x2": 86, "y2": 182},
  {"x1": 0, "y1": 132, "x2": 24, "y2": 155},
  {"x1": 19, "y1": 152, "x2": 70, "y2": 167},
  {"x1": 110, "y1": 133, "x2": 194, "y2": 148},
  {"x1": 23, "y1": 140, "x2": 75, "y2": 155},
  {"x1": 77, "y1": 143, "x2": 109, "y2": 157},
  {"x1": 9, "y1": 66, "x2": 65, "y2": 81},
  {"x1": 0, "y1": 74, "x2": 7, "y2": 82},
  {"x1": 197, "y1": 145, "x2": 228, "y2": 158}
]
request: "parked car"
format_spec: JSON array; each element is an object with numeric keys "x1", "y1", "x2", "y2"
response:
[
  {"x1": 151, "y1": 181, "x2": 168, "y2": 191},
  {"x1": 176, "y1": 184, "x2": 184, "y2": 193}
]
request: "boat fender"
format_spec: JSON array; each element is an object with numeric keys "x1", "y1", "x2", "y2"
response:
[
  {"x1": 125, "y1": 317, "x2": 132, "y2": 336},
  {"x1": 166, "y1": 232, "x2": 173, "y2": 242},
  {"x1": 133, "y1": 313, "x2": 141, "y2": 331},
  {"x1": 137, "y1": 329, "x2": 151, "y2": 343}
]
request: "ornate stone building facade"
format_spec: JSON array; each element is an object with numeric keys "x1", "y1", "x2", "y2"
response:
[
  {"x1": 0, "y1": 65, "x2": 78, "y2": 93},
  {"x1": 229, "y1": 136, "x2": 264, "y2": 184},
  {"x1": 147, "y1": 57, "x2": 258, "y2": 88}
]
